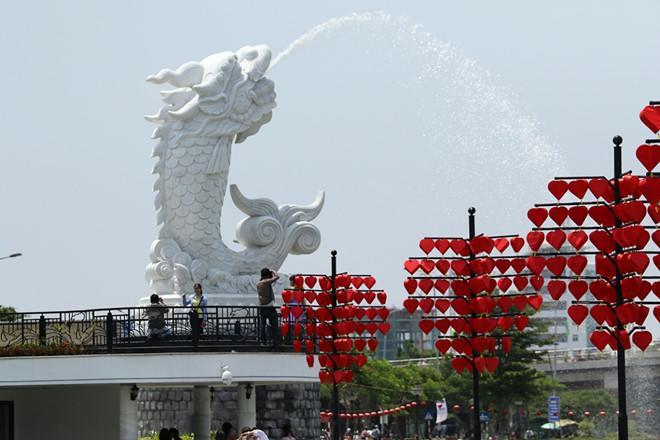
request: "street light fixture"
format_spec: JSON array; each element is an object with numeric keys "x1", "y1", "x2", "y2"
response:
[{"x1": 0, "y1": 253, "x2": 22, "y2": 261}]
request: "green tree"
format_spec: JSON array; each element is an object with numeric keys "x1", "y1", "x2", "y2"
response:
[
  {"x1": 396, "y1": 340, "x2": 435, "y2": 360},
  {"x1": 322, "y1": 315, "x2": 561, "y2": 436},
  {"x1": 556, "y1": 389, "x2": 616, "y2": 421},
  {"x1": 0, "y1": 305, "x2": 17, "y2": 322},
  {"x1": 481, "y1": 319, "x2": 558, "y2": 409}
]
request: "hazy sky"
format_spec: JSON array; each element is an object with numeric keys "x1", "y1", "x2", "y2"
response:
[{"x1": 2, "y1": 0, "x2": 660, "y2": 340}]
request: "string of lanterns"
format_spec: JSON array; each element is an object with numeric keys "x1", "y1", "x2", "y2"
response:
[
  {"x1": 319, "y1": 404, "x2": 655, "y2": 420},
  {"x1": 320, "y1": 402, "x2": 419, "y2": 419},
  {"x1": 498, "y1": 408, "x2": 655, "y2": 417}
]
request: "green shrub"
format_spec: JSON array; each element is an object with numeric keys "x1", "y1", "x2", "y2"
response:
[{"x1": 578, "y1": 419, "x2": 595, "y2": 437}]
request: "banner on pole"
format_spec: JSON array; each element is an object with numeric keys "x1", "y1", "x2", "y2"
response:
[{"x1": 436, "y1": 399, "x2": 448, "y2": 424}]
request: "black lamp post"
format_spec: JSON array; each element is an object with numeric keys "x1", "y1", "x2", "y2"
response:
[{"x1": 245, "y1": 383, "x2": 253, "y2": 400}]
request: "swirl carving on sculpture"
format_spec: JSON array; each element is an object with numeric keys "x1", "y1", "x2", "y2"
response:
[{"x1": 144, "y1": 45, "x2": 324, "y2": 301}]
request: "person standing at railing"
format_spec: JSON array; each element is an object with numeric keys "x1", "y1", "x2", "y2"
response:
[
  {"x1": 182, "y1": 283, "x2": 208, "y2": 337},
  {"x1": 256, "y1": 268, "x2": 281, "y2": 347},
  {"x1": 144, "y1": 294, "x2": 172, "y2": 341}
]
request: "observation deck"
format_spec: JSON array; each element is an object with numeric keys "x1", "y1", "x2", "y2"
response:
[
  {"x1": 0, "y1": 305, "x2": 293, "y2": 355},
  {"x1": 0, "y1": 305, "x2": 317, "y2": 387}
]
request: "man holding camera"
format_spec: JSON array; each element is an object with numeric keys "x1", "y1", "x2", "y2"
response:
[
  {"x1": 256, "y1": 267, "x2": 281, "y2": 347},
  {"x1": 144, "y1": 293, "x2": 172, "y2": 341}
]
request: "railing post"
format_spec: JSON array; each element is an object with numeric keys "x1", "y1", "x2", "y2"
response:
[
  {"x1": 192, "y1": 313, "x2": 200, "y2": 348},
  {"x1": 38, "y1": 315, "x2": 46, "y2": 345},
  {"x1": 106, "y1": 311, "x2": 114, "y2": 352}
]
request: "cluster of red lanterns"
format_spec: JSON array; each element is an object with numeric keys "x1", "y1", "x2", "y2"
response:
[
  {"x1": 320, "y1": 401, "x2": 418, "y2": 420},
  {"x1": 281, "y1": 273, "x2": 391, "y2": 384},
  {"x1": 403, "y1": 234, "x2": 542, "y2": 374},
  {"x1": 525, "y1": 136, "x2": 659, "y2": 352}
]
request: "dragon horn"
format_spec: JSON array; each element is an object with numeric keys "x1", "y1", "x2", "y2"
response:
[
  {"x1": 280, "y1": 191, "x2": 325, "y2": 222},
  {"x1": 230, "y1": 184, "x2": 279, "y2": 218},
  {"x1": 146, "y1": 62, "x2": 204, "y2": 87}
]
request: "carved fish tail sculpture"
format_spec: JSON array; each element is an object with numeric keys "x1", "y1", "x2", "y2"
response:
[{"x1": 144, "y1": 46, "x2": 324, "y2": 301}]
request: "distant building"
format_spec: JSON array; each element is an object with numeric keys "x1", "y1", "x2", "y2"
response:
[
  {"x1": 530, "y1": 245, "x2": 595, "y2": 353},
  {"x1": 375, "y1": 309, "x2": 435, "y2": 360}
]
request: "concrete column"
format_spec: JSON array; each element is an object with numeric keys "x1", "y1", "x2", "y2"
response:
[
  {"x1": 119, "y1": 385, "x2": 138, "y2": 440},
  {"x1": 193, "y1": 385, "x2": 211, "y2": 440},
  {"x1": 237, "y1": 383, "x2": 257, "y2": 430}
]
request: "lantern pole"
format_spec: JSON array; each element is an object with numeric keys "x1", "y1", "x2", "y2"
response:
[
  {"x1": 612, "y1": 135, "x2": 629, "y2": 440},
  {"x1": 467, "y1": 207, "x2": 482, "y2": 440},
  {"x1": 331, "y1": 250, "x2": 340, "y2": 440}
]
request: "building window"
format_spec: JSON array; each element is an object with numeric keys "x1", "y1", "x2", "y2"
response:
[
  {"x1": 0, "y1": 401, "x2": 14, "y2": 440},
  {"x1": 572, "y1": 334, "x2": 579, "y2": 342}
]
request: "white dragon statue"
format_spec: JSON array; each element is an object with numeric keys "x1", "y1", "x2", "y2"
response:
[{"x1": 143, "y1": 45, "x2": 324, "y2": 305}]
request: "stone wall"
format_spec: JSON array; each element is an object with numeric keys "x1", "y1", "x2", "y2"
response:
[
  {"x1": 255, "y1": 383, "x2": 321, "y2": 440},
  {"x1": 137, "y1": 383, "x2": 320, "y2": 440}
]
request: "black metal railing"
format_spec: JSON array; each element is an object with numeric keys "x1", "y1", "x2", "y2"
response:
[{"x1": 0, "y1": 305, "x2": 290, "y2": 355}]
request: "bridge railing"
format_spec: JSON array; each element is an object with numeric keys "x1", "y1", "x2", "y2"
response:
[
  {"x1": 537, "y1": 344, "x2": 659, "y2": 364},
  {"x1": 0, "y1": 305, "x2": 289, "y2": 355}
]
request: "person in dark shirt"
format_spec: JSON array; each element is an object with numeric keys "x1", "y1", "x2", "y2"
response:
[
  {"x1": 144, "y1": 294, "x2": 171, "y2": 341},
  {"x1": 256, "y1": 268, "x2": 281, "y2": 346}
]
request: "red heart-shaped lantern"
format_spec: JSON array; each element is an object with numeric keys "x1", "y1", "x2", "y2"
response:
[
  {"x1": 514, "y1": 315, "x2": 529, "y2": 331},
  {"x1": 527, "y1": 208, "x2": 548, "y2": 227},
  {"x1": 435, "y1": 339, "x2": 452, "y2": 354},
  {"x1": 589, "y1": 178, "x2": 614, "y2": 201},
  {"x1": 435, "y1": 319, "x2": 451, "y2": 333},
  {"x1": 568, "y1": 206, "x2": 589, "y2": 226},
  {"x1": 568, "y1": 280, "x2": 588, "y2": 300},
  {"x1": 549, "y1": 206, "x2": 568, "y2": 226},
  {"x1": 567, "y1": 305, "x2": 588, "y2": 325},
  {"x1": 567, "y1": 255, "x2": 587, "y2": 275},
  {"x1": 545, "y1": 256, "x2": 566, "y2": 276},
  {"x1": 632, "y1": 330, "x2": 652, "y2": 351},
  {"x1": 590, "y1": 331, "x2": 612, "y2": 351},
  {"x1": 640, "y1": 105, "x2": 660, "y2": 134},
  {"x1": 404, "y1": 279, "x2": 418, "y2": 295},
  {"x1": 526, "y1": 232, "x2": 545, "y2": 252},
  {"x1": 546, "y1": 229, "x2": 566, "y2": 250},
  {"x1": 451, "y1": 357, "x2": 473, "y2": 374},
  {"x1": 589, "y1": 230, "x2": 615, "y2": 254},
  {"x1": 568, "y1": 180, "x2": 589, "y2": 199},
  {"x1": 589, "y1": 205, "x2": 616, "y2": 227},
  {"x1": 434, "y1": 239, "x2": 450, "y2": 254},
  {"x1": 510, "y1": 237, "x2": 525, "y2": 252},
  {"x1": 548, "y1": 180, "x2": 569, "y2": 200},
  {"x1": 494, "y1": 238, "x2": 509, "y2": 253},
  {"x1": 404, "y1": 260, "x2": 420, "y2": 275},
  {"x1": 497, "y1": 278, "x2": 512, "y2": 293},
  {"x1": 547, "y1": 280, "x2": 566, "y2": 300},
  {"x1": 419, "y1": 319, "x2": 435, "y2": 335},
  {"x1": 419, "y1": 238, "x2": 435, "y2": 254}
]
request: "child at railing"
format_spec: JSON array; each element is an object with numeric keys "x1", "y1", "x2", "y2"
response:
[{"x1": 144, "y1": 294, "x2": 172, "y2": 341}]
